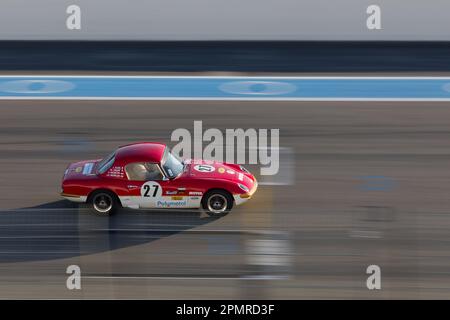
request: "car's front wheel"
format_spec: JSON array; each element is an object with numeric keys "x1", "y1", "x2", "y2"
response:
[
  {"x1": 202, "y1": 190, "x2": 233, "y2": 217},
  {"x1": 89, "y1": 190, "x2": 119, "y2": 216}
]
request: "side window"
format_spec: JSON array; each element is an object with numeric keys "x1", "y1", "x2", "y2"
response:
[{"x1": 125, "y1": 162, "x2": 164, "y2": 181}]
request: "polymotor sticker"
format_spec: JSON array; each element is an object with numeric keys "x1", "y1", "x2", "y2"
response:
[{"x1": 156, "y1": 200, "x2": 187, "y2": 208}]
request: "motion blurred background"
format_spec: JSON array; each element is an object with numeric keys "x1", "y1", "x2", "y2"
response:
[{"x1": 0, "y1": 1, "x2": 450, "y2": 299}]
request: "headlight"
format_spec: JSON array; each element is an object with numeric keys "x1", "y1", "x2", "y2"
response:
[
  {"x1": 239, "y1": 165, "x2": 250, "y2": 173},
  {"x1": 238, "y1": 183, "x2": 249, "y2": 193}
]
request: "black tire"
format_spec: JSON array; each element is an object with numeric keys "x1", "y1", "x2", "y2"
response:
[
  {"x1": 88, "y1": 190, "x2": 119, "y2": 216},
  {"x1": 201, "y1": 189, "x2": 233, "y2": 217}
]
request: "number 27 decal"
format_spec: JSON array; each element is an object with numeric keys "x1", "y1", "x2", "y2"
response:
[
  {"x1": 143, "y1": 184, "x2": 159, "y2": 197},
  {"x1": 140, "y1": 181, "x2": 163, "y2": 198}
]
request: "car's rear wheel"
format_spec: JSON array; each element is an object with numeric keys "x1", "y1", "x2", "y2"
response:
[
  {"x1": 89, "y1": 190, "x2": 119, "y2": 216},
  {"x1": 202, "y1": 190, "x2": 233, "y2": 217}
]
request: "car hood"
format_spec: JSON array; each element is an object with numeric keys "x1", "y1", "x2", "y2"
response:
[{"x1": 184, "y1": 159, "x2": 255, "y2": 186}]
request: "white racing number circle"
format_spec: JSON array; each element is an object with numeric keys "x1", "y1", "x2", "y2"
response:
[
  {"x1": 140, "y1": 181, "x2": 162, "y2": 198},
  {"x1": 194, "y1": 164, "x2": 215, "y2": 173}
]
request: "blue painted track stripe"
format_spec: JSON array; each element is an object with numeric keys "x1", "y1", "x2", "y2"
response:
[{"x1": 0, "y1": 76, "x2": 449, "y2": 101}]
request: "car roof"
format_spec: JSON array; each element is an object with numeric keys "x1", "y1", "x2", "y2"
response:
[{"x1": 114, "y1": 142, "x2": 167, "y2": 164}]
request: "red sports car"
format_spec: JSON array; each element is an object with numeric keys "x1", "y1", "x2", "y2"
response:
[{"x1": 61, "y1": 142, "x2": 258, "y2": 216}]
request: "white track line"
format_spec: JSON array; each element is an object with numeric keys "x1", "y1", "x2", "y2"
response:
[
  {"x1": 0, "y1": 75, "x2": 450, "y2": 80},
  {"x1": 84, "y1": 275, "x2": 288, "y2": 280},
  {"x1": 1, "y1": 97, "x2": 450, "y2": 101}
]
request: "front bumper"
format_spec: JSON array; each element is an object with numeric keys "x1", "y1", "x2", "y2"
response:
[{"x1": 234, "y1": 179, "x2": 258, "y2": 205}]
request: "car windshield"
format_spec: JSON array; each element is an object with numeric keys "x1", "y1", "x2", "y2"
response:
[
  {"x1": 162, "y1": 148, "x2": 184, "y2": 179},
  {"x1": 96, "y1": 150, "x2": 116, "y2": 174}
]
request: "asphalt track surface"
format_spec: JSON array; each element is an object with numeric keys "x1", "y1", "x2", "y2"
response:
[{"x1": 1, "y1": 98, "x2": 450, "y2": 299}]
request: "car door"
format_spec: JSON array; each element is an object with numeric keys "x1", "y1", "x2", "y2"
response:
[{"x1": 122, "y1": 162, "x2": 170, "y2": 209}]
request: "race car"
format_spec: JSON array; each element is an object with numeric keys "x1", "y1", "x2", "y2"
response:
[{"x1": 60, "y1": 142, "x2": 258, "y2": 216}]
